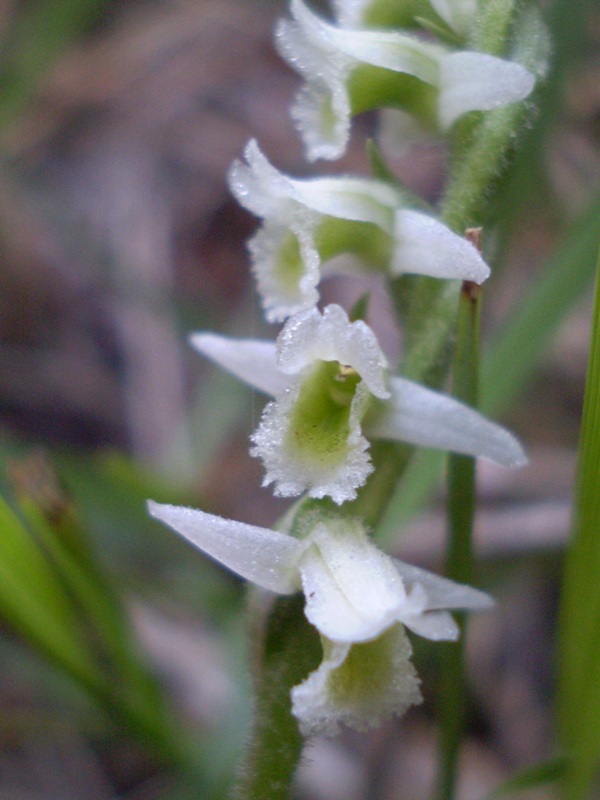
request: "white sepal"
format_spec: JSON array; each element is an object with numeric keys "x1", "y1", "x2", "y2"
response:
[
  {"x1": 393, "y1": 210, "x2": 490, "y2": 283},
  {"x1": 332, "y1": 0, "x2": 374, "y2": 29},
  {"x1": 366, "y1": 376, "x2": 528, "y2": 467},
  {"x1": 393, "y1": 559, "x2": 495, "y2": 611},
  {"x1": 147, "y1": 502, "x2": 303, "y2": 594},
  {"x1": 439, "y1": 51, "x2": 536, "y2": 128},
  {"x1": 291, "y1": 176, "x2": 399, "y2": 231},
  {"x1": 189, "y1": 333, "x2": 284, "y2": 397},
  {"x1": 228, "y1": 139, "x2": 296, "y2": 219},
  {"x1": 289, "y1": 0, "x2": 443, "y2": 84}
]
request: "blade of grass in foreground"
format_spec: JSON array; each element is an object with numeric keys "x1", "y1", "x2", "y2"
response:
[{"x1": 557, "y1": 247, "x2": 600, "y2": 800}]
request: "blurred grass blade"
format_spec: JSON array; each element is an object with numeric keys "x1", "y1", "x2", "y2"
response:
[
  {"x1": 557, "y1": 247, "x2": 600, "y2": 800},
  {"x1": 482, "y1": 189, "x2": 600, "y2": 415},
  {"x1": 0, "y1": 493, "x2": 100, "y2": 687},
  {"x1": 482, "y1": 757, "x2": 567, "y2": 800},
  {"x1": 5, "y1": 451, "x2": 197, "y2": 765}
]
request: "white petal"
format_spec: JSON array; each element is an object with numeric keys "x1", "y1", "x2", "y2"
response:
[
  {"x1": 291, "y1": 626, "x2": 422, "y2": 736},
  {"x1": 289, "y1": 0, "x2": 442, "y2": 85},
  {"x1": 299, "y1": 521, "x2": 407, "y2": 642},
  {"x1": 189, "y1": 333, "x2": 287, "y2": 397},
  {"x1": 366, "y1": 376, "x2": 528, "y2": 467},
  {"x1": 401, "y1": 609, "x2": 460, "y2": 641},
  {"x1": 393, "y1": 210, "x2": 490, "y2": 283},
  {"x1": 290, "y1": 176, "x2": 399, "y2": 232},
  {"x1": 393, "y1": 560, "x2": 495, "y2": 611},
  {"x1": 439, "y1": 52, "x2": 536, "y2": 128},
  {"x1": 276, "y1": 304, "x2": 389, "y2": 399},
  {"x1": 147, "y1": 502, "x2": 303, "y2": 594},
  {"x1": 228, "y1": 139, "x2": 296, "y2": 218}
]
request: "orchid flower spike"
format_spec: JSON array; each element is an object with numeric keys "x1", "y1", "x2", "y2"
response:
[
  {"x1": 276, "y1": 0, "x2": 535, "y2": 160},
  {"x1": 148, "y1": 502, "x2": 493, "y2": 734},
  {"x1": 229, "y1": 140, "x2": 490, "y2": 321},
  {"x1": 192, "y1": 304, "x2": 527, "y2": 504}
]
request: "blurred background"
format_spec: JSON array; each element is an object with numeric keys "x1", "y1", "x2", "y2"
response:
[{"x1": 0, "y1": 0, "x2": 598, "y2": 797}]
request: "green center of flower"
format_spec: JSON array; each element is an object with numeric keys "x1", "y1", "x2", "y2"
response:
[
  {"x1": 328, "y1": 626, "x2": 404, "y2": 706},
  {"x1": 285, "y1": 361, "x2": 361, "y2": 465},
  {"x1": 275, "y1": 232, "x2": 306, "y2": 294}
]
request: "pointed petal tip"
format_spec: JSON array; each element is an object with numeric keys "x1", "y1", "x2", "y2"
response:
[
  {"x1": 440, "y1": 52, "x2": 536, "y2": 128},
  {"x1": 147, "y1": 500, "x2": 304, "y2": 594},
  {"x1": 188, "y1": 331, "x2": 212, "y2": 353},
  {"x1": 492, "y1": 433, "x2": 528, "y2": 469},
  {"x1": 147, "y1": 498, "x2": 161, "y2": 518}
]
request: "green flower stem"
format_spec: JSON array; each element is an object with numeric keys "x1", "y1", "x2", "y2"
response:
[
  {"x1": 557, "y1": 250, "x2": 600, "y2": 800},
  {"x1": 435, "y1": 271, "x2": 481, "y2": 800},
  {"x1": 234, "y1": 593, "x2": 321, "y2": 800}
]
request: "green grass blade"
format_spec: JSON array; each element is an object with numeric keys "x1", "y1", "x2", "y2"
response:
[
  {"x1": 435, "y1": 280, "x2": 481, "y2": 800},
  {"x1": 557, "y1": 246, "x2": 600, "y2": 800},
  {"x1": 482, "y1": 189, "x2": 600, "y2": 416},
  {"x1": 0, "y1": 494, "x2": 100, "y2": 687},
  {"x1": 482, "y1": 756, "x2": 567, "y2": 800}
]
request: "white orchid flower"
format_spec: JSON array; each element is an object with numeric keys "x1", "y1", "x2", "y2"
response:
[
  {"x1": 147, "y1": 502, "x2": 492, "y2": 734},
  {"x1": 192, "y1": 304, "x2": 526, "y2": 504},
  {"x1": 229, "y1": 140, "x2": 490, "y2": 321},
  {"x1": 276, "y1": 0, "x2": 535, "y2": 161}
]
